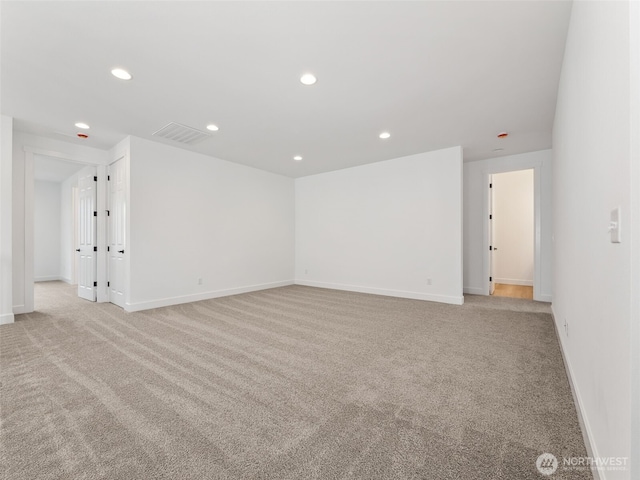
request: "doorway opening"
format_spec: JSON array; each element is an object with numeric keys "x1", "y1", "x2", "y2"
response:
[
  {"x1": 33, "y1": 154, "x2": 97, "y2": 311},
  {"x1": 489, "y1": 169, "x2": 535, "y2": 300}
]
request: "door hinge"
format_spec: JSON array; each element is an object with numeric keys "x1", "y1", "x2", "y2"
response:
[
  {"x1": 107, "y1": 281, "x2": 110, "y2": 287},
  {"x1": 106, "y1": 210, "x2": 110, "y2": 216},
  {"x1": 107, "y1": 175, "x2": 110, "y2": 181},
  {"x1": 93, "y1": 281, "x2": 97, "y2": 287},
  {"x1": 489, "y1": 183, "x2": 492, "y2": 188},
  {"x1": 93, "y1": 246, "x2": 97, "y2": 252},
  {"x1": 93, "y1": 211, "x2": 97, "y2": 217},
  {"x1": 489, "y1": 245, "x2": 493, "y2": 251},
  {"x1": 489, "y1": 276, "x2": 492, "y2": 282},
  {"x1": 107, "y1": 246, "x2": 110, "y2": 252},
  {"x1": 94, "y1": 176, "x2": 97, "y2": 182},
  {"x1": 489, "y1": 214, "x2": 492, "y2": 219}
]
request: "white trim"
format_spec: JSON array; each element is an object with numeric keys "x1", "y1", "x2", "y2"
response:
[
  {"x1": 493, "y1": 278, "x2": 533, "y2": 286},
  {"x1": 34, "y1": 276, "x2": 62, "y2": 282},
  {"x1": 482, "y1": 162, "x2": 543, "y2": 300},
  {"x1": 536, "y1": 293, "x2": 552, "y2": 303},
  {"x1": 296, "y1": 280, "x2": 464, "y2": 305},
  {"x1": 12, "y1": 305, "x2": 26, "y2": 315},
  {"x1": 24, "y1": 147, "x2": 107, "y2": 166},
  {"x1": 24, "y1": 151, "x2": 34, "y2": 313},
  {"x1": 463, "y1": 286, "x2": 484, "y2": 295},
  {"x1": 123, "y1": 280, "x2": 295, "y2": 312},
  {"x1": 0, "y1": 313, "x2": 15, "y2": 325},
  {"x1": 550, "y1": 305, "x2": 602, "y2": 480}
]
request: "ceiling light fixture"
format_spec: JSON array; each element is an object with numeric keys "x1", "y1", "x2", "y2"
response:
[
  {"x1": 379, "y1": 132, "x2": 391, "y2": 139},
  {"x1": 75, "y1": 122, "x2": 90, "y2": 129},
  {"x1": 300, "y1": 73, "x2": 317, "y2": 85},
  {"x1": 111, "y1": 68, "x2": 132, "y2": 80},
  {"x1": 206, "y1": 124, "x2": 219, "y2": 132},
  {"x1": 293, "y1": 156, "x2": 303, "y2": 161}
]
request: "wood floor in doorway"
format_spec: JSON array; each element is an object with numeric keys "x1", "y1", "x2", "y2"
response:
[{"x1": 492, "y1": 283, "x2": 533, "y2": 300}]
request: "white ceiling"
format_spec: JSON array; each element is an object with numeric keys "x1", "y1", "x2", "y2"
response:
[
  {"x1": 34, "y1": 154, "x2": 85, "y2": 183},
  {"x1": 1, "y1": 1, "x2": 572, "y2": 178}
]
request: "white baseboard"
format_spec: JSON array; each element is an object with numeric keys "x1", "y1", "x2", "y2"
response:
[
  {"x1": 12, "y1": 304, "x2": 27, "y2": 315},
  {"x1": 295, "y1": 280, "x2": 464, "y2": 305},
  {"x1": 34, "y1": 275, "x2": 62, "y2": 282},
  {"x1": 464, "y1": 286, "x2": 485, "y2": 295},
  {"x1": 535, "y1": 293, "x2": 552, "y2": 303},
  {"x1": 60, "y1": 277, "x2": 73, "y2": 285},
  {"x1": 124, "y1": 280, "x2": 295, "y2": 313},
  {"x1": 550, "y1": 305, "x2": 602, "y2": 480},
  {"x1": 494, "y1": 278, "x2": 533, "y2": 286},
  {"x1": 0, "y1": 313, "x2": 15, "y2": 325}
]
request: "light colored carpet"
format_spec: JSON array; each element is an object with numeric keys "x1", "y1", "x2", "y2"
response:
[{"x1": 1, "y1": 282, "x2": 590, "y2": 479}]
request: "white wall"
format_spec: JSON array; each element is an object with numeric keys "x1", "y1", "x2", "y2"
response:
[
  {"x1": 59, "y1": 173, "x2": 78, "y2": 284},
  {"x1": 12, "y1": 132, "x2": 110, "y2": 313},
  {"x1": 630, "y1": 2, "x2": 640, "y2": 476},
  {"x1": 552, "y1": 1, "x2": 635, "y2": 478},
  {"x1": 493, "y1": 169, "x2": 534, "y2": 286},
  {"x1": 0, "y1": 116, "x2": 13, "y2": 324},
  {"x1": 295, "y1": 146, "x2": 463, "y2": 304},
  {"x1": 463, "y1": 149, "x2": 552, "y2": 301},
  {"x1": 126, "y1": 136, "x2": 295, "y2": 311},
  {"x1": 34, "y1": 181, "x2": 61, "y2": 281}
]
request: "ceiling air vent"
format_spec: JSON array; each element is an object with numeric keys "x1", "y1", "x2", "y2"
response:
[{"x1": 152, "y1": 122, "x2": 212, "y2": 145}]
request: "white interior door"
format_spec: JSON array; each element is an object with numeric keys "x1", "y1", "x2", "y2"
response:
[
  {"x1": 77, "y1": 166, "x2": 97, "y2": 301},
  {"x1": 108, "y1": 157, "x2": 126, "y2": 308},
  {"x1": 489, "y1": 176, "x2": 496, "y2": 295}
]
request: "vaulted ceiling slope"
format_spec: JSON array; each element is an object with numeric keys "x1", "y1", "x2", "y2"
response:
[{"x1": 1, "y1": 1, "x2": 572, "y2": 178}]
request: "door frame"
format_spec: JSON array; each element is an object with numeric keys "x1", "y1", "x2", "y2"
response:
[
  {"x1": 482, "y1": 162, "x2": 542, "y2": 300},
  {"x1": 23, "y1": 147, "x2": 108, "y2": 313}
]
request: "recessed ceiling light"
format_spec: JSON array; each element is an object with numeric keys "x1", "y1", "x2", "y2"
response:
[
  {"x1": 300, "y1": 73, "x2": 317, "y2": 85},
  {"x1": 293, "y1": 156, "x2": 303, "y2": 161},
  {"x1": 75, "y1": 122, "x2": 90, "y2": 130},
  {"x1": 379, "y1": 132, "x2": 391, "y2": 139},
  {"x1": 206, "y1": 124, "x2": 219, "y2": 132},
  {"x1": 111, "y1": 68, "x2": 132, "y2": 80}
]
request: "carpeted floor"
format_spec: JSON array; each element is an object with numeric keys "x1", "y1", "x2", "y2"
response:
[{"x1": 0, "y1": 282, "x2": 591, "y2": 479}]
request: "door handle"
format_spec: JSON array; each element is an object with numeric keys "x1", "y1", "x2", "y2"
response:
[
  {"x1": 118, "y1": 250, "x2": 125, "y2": 254},
  {"x1": 76, "y1": 249, "x2": 80, "y2": 252}
]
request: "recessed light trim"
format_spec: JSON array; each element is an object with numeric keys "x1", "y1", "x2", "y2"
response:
[
  {"x1": 300, "y1": 73, "x2": 317, "y2": 85},
  {"x1": 111, "y1": 68, "x2": 132, "y2": 80},
  {"x1": 75, "y1": 122, "x2": 90, "y2": 130},
  {"x1": 379, "y1": 132, "x2": 391, "y2": 139},
  {"x1": 293, "y1": 156, "x2": 303, "y2": 161},
  {"x1": 206, "y1": 124, "x2": 219, "y2": 132}
]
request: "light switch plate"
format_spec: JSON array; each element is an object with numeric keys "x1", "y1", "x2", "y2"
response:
[{"x1": 610, "y1": 207, "x2": 621, "y2": 243}]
